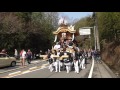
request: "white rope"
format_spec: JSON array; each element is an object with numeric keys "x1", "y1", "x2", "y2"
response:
[
  {"x1": 72, "y1": 34, "x2": 74, "y2": 41},
  {"x1": 54, "y1": 35, "x2": 57, "y2": 42}
]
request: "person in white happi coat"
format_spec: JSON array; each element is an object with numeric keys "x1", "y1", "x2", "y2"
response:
[
  {"x1": 54, "y1": 49, "x2": 63, "y2": 72},
  {"x1": 48, "y1": 50, "x2": 55, "y2": 72},
  {"x1": 49, "y1": 50, "x2": 60, "y2": 72},
  {"x1": 59, "y1": 48, "x2": 72, "y2": 73},
  {"x1": 63, "y1": 52, "x2": 72, "y2": 73},
  {"x1": 54, "y1": 50, "x2": 60, "y2": 72},
  {"x1": 73, "y1": 49, "x2": 79, "y2": 74},
  {"x1": 79, "y1": 56, "x2": 85, "y2": 69},
  {"x1": 54, "y1": 42, "x2": 61, "y2": 50}
]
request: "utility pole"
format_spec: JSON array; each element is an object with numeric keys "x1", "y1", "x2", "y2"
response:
[
  {"x1": 94, "y1": 12, "x2": 100, "y2": 51},
  {"x1": 94, "y1": 26, "x2": 97, "y2": 50}
]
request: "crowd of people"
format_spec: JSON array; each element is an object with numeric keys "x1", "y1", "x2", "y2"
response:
[
  {"x1": 45, "y1": 37, "x2": 101, "y2": 74},
  {"x1": 0, "y1": 48, "x2": 33, "y2": 66},
  {"x1": 0, "y1": 37, "x2": 101, "y2": 69},
  {"x1": 19, "y1": 49, "x2": 33, "y2": 66}
]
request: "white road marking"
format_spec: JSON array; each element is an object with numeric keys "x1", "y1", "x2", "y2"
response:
[
  {"x1": 40, "y1": 63, "x2": 49, "y2": 68},
  {"x1": 21, "y1": 70, "x2": 31, "y2": 74},
  {"x1": 0, "y1": 60, "x2": 45, "y2": 74},
  {"x1": 32, "y1": 61, "x2": 39, "y2": 63},
  {"x1": 6, "y1": 66, "x2": 49, "y2": 78},
  {"x1": 88, "y1": 56, "x2": 95, "y2": 78},
  {"x1": 2, "y1": 63, "x2": 49, "y2": 78},
  {"x1": 31, "y1": 66, "x2": 49, "y2": 71},
  {"x1": 9, "y1": 71, "x2": 22, "y2": 76},
  {"x1": 29, "y1": 66, "x2": 38, "y2": 70},
  {"x1": 0, "y1": 66, "x2": 27, "y2": 74},
  {"x1": 42, "y1": 63, "x2": 48, "y2": 66}
]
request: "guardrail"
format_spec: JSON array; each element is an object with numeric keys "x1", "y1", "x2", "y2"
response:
[{"x1": 88, "y1": 56, "x2": 95, "y2": 78}]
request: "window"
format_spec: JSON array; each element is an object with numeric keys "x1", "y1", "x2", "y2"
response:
[{"x1": 0, "y1": 54, "x2": 6, "y2": 58}]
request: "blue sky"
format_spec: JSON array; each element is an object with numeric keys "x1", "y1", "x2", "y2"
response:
[{"x1": 59, "y1": 12, "x2": 93, "y2": 20}]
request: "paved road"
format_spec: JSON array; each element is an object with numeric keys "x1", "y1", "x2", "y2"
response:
[
  {"x1": 92, "y1": 61, "x2": 117, "y2": 78},
  {"x1": 0, "y1": 60, "x2": 40, "y2": 72},
  {"x1": 0, "y1": 59, "x2": 117, "y2": 78},
  {"x1": 0, "y1": 59, "x2": 46, "y2": 75},
  {"x1": 13, "y1": 63, "x2": 91, "y2": 78},
  {"x1": 0, "y1": 60, "x2": 92, "y2": 78}
]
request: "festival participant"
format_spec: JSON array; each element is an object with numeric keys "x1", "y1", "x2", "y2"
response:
[
  {"x1": 73, "y1": 48, "x2": 79, "y2": 73},
  {"x1": 59, "y1": 48, "x2": 72, "y2": 73},
  {"x1": 56, "y1": 50, "x2": 63, "y2": 72},
  {"x1": 79, "y1": 56, "x2": 85, "y2": 69},
  {"x1": 48, "y1": 50, "x2": 58, "y2": 72},
  {"x1": 47, "y1": 50, "x2": 54, "y2": 72},
  {"x1": 54, "y1": 42, "x2": 61, "y2": 50}
]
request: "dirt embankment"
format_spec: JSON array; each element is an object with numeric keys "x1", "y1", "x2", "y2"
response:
[{"x1": 101, "y1": 40, "x2": 120, "y2": 76}]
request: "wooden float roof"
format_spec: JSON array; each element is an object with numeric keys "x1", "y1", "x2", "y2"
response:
[{"x1": 53, "y1": 25, "x2": 76, "y2": 35}]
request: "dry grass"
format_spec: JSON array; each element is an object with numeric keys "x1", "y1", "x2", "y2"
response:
[{"x1": 102, "y1": 41, "x2": 120, "y2": 75}]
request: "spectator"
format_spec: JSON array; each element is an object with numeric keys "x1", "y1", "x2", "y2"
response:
[
  {"x1": 21, "y1": 49, "x2": 26, "y2": 66},
  {"x1": 1, "y1": 49, "x2": 7, "y2": 54},
  {"x1": 26, "y1": 49, "x2": 32, "y2": 64},
  {"x1": 14, "y1": 49, "x2": 18, "y2": 59}
]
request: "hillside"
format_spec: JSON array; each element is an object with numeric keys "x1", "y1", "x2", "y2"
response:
[{"x1": 101, "y1": 40, "x2": 120, "y2": 77}]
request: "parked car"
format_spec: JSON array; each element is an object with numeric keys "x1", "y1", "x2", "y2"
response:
[{"x1": 0, "y1": 53, "x2": 16, "y2": 68}]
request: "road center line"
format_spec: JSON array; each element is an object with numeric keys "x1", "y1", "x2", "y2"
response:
[
  {"x1": 21, "y1": 70, "x2": 31, "y2": 74},
  {"x1": 2, "y1": 63, "x2": 49, "y2": 78},
  {"x1": 9, "y1": 71, "x2": 22, "y2": 76},
  {"x1": 29, "y1": 66, "x2": 38, "y2": 70}
]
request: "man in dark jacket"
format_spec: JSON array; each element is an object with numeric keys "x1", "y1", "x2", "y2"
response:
[{"x1": 26, "y1": 49, "x2": 32, "y2": 64}]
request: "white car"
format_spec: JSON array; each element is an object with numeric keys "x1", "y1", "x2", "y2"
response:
[{"x1": 0, "y1": 53, "x2": 16, "y2": 68}]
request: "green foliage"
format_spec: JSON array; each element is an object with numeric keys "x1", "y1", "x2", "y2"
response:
[
  {"x1": 74, "y1": 15, "x2": 94, "y2": 49},
  {"x1": 97, "y1": 12, "x2": 120, "y2": 44},
  {"x1": 0, "y1": 12, "x2": 59, "y2": 55},
  {"x1": 74, "y1": 12, "x2": 120, "y2": 50}
]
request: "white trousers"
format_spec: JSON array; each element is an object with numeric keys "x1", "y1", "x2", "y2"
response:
[
  {"x1": 80, "y1": 58, "x2": 85, "y2": 69},
  {"x1": 74, "y1": 61, "x2": 79, "y2": 73},
  {"x1": 65, "y1": 62, "x2": 71, "y2": 73},
  {"x1": 54, "y1": 60, "x2": 59, "y2": 72},
  {"x1": 49, "y1": 63, "x2": 54, "y2": 72},
  {"x1": 58, "y1": 61, "x2": 63, "y2": 72},
  {"x1": 54, "y1": 60, "x2": 64, "y2": 72}
]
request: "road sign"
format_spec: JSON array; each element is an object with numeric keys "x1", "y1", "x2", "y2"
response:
[{"x1": 79, "y1": 28, "x2": 91, "y2": 35}]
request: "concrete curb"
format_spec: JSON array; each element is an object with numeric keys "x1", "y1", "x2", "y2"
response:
[{"x1": 101, "y1": 61, "x2": 117, "y2": 78}]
